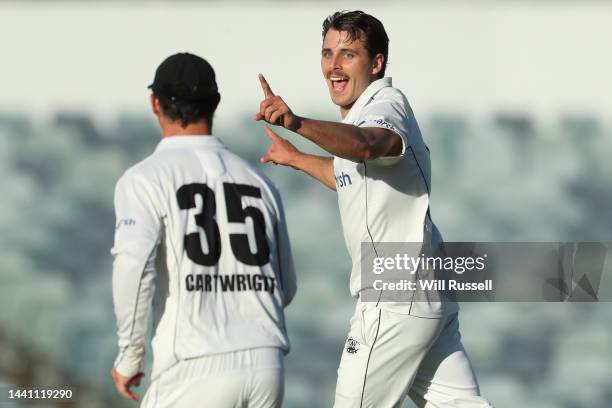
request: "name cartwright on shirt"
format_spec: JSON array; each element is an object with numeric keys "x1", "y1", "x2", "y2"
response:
[
  {"x1": 186, "y1": 273, "x2": 276, "y2": 293},
  {"x1": 372, "y1": 279, "x2": 493, "y2": 292}
]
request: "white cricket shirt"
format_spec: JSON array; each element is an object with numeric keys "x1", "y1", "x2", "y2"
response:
[
  {"x1": 111, "y1": 135, "x2": 296, "y2": 380},
  {"x1": 334, "y1": 77, "x2": 458, "y2": 317}
]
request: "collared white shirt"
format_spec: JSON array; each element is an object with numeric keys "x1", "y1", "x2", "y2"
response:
[
  {"x1": 111, "y1": 135, "x2": 296, "y2": 379},
  {"x1": 334, "y1": 78, "x2": 457, "y2": 317}
]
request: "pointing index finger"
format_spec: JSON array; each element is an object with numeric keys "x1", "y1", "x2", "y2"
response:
[
  {"x1": 258, "y1": 73, "x2": 275, "y2": 98},
  {"x1": 263, "y1": 125, "x2": 281, "y2": 141}
]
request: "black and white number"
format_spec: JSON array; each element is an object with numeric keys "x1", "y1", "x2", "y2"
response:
[{"x1": 176, "y1": 182, "x2": 270, "y2": 267}]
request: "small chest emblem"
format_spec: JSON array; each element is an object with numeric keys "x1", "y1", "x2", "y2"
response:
[{"x1": 346, "y1": 337, "x2": 360, "y2": 354}]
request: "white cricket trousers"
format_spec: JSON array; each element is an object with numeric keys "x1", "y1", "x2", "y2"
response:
[
  {"x1": 140, "y1": 348, "x2": 284, "y2": 408},
  {"x1": 334, "y1": 304, "x2": 494, "y2": 408}
]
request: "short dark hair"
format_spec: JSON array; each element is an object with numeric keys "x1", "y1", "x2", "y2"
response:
[
  {"x1": 322, "y1": 10, "x2": 389, "y2": 78},
  {"x1": 156, "y1": 94, "x2": 220, "y2": 128}
]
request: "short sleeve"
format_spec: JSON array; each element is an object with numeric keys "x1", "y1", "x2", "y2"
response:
[{"x1": 356, "y1": 99, "x2": 409, "y2": 165}]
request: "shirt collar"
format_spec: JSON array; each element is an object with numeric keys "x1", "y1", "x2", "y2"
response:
[
  {"x1": 154, "y1": 135, "x2": 225, "y2": 153},
  {"x1": 342, "y1": 77, "x2": 393, "y2": 124}
]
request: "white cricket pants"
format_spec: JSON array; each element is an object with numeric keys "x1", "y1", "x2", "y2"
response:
[
  {"x1": 140, "y1": 348, "x2": 284, "y2": 408},
  {"x1": 334, "y1": 304, "x2": 494, "y2": 408}
]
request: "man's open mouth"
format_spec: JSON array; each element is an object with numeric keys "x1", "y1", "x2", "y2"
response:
[{"x1": 330, "y1": 76, "x2": 349, "y2": 93}]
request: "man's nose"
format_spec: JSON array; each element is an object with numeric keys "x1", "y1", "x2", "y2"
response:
[{"x1": 331, "y1": 53, "x2": 342, "y2": 70}]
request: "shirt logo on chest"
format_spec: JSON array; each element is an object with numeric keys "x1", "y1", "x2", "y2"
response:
[
  {"x1": 335, "y1": 171, "x2": 353, "y2": 188},
  {"x1": 346, "y1": 336, "x2": 360, "y2": 354}
]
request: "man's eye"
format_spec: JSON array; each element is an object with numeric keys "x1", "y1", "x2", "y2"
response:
[
  {"x1": 344, "y1": 52, "x2": 354, "y2": 59},
  {"x1": 322, "y1": 51, "x2": 331, "y2": 58}
]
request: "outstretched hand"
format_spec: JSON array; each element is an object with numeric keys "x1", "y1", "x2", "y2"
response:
[
  {"x1": 255, "y1": 74, "x2": 301, "y2": 131},
  {"x1": 260, "y1": 126, "x2": 300, "y2": 168}
]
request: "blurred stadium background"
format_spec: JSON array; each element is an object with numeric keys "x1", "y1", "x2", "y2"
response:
[{"x1": 1, "y1": 1, "x2": 611, "y2": 407}]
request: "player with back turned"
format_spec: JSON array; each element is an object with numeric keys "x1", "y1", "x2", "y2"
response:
[
  {"x1": 256, "y1": 11, "x2": 493, "y2": 408},
  {"x1": 110, "y1": 52, "x2": 296, "y2": 408}
]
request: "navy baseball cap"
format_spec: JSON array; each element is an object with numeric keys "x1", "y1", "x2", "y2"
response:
[{"x1": 148, "y1": 52, "x2": 219, "y2": 103}]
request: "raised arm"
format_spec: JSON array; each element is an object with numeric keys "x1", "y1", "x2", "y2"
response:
[
  {"x1": 255, "y1": 74, "x2": 402, "y2": 162},
  {"x1": 294, "y1": 118, "x2": 401, "y2": 161}
]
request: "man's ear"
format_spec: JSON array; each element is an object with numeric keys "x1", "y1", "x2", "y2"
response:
[
  {"x1": 371, "y1": 53, "x2": 385, "y2": 77},
  {"x1": 150, "y1": 94, "x2": 161, "y2": 117}
]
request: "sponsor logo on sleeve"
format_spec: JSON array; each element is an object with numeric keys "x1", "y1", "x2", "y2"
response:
[
  {"x1": 115, "y1": 218, "x2": 136, "y2": 230},
  {"x1": 360, "y1": 117, "x2": 399, "y2": 132}
]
